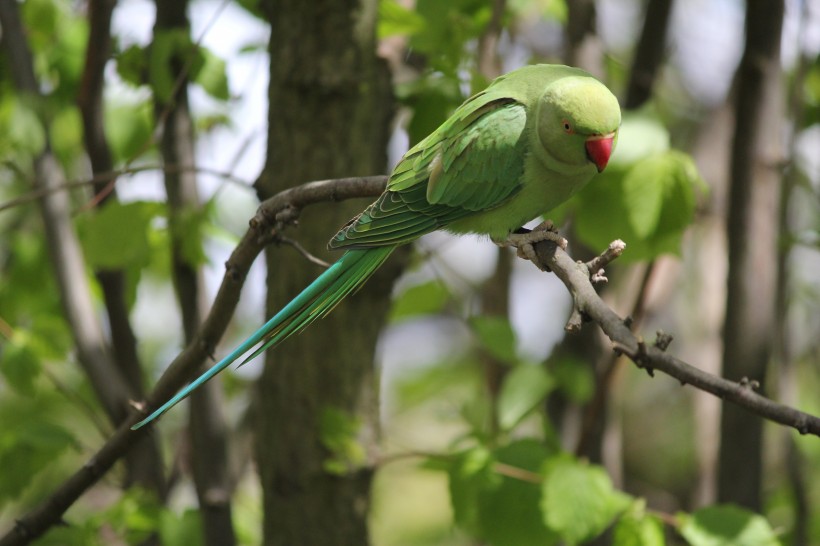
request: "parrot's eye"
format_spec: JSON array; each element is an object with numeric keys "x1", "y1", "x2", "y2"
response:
[{"x1": 562, "y1": 120, "x2": 573, "y2": 133}]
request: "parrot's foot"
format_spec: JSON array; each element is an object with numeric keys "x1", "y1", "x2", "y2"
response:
[{"x1": 496, "y1": 221, "x2": 567, "y2": 270}]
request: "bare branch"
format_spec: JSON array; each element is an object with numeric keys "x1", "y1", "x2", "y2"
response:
[
  {"x1": 583, "y1": 238, "x2": 626, "y2": 284},
  {"x1": 252, "y1": 175, "x2": 388, "y2": 227},
  {"x1": 528, "y1": 240, "x2": 820, "y2": 438}
]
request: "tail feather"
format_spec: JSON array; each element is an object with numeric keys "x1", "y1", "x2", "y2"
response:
[{"x1": 131, "y1": 247, "x2": 394, "y2": 430}]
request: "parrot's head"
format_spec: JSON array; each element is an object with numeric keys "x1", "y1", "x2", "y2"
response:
[{"x1": 536, "y1": 76, "x2": 621, "y2": 173}]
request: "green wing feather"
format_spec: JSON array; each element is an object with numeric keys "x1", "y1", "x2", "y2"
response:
[{"x1": 329, "y1": 98, "x2": 529, "y2": 250}]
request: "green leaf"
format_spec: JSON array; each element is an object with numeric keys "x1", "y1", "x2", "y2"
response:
[
  {"x1": 0, "y1": 332, "x2": 41, "y2": 396},
  {"x1": 573, "y1": 149, "x2": 703, "y2": 261},
  {"x1": 22, "y1": 0, "x2": 60, "y2": 36},
  {"x1": 447, "y1": 440, "x2": 558, "y2": 546},
  {"x1": 541, "y1": 455, "x2": 631, "y2": 544},
  {"x1": 550, "y1": 356, "x2": 595, "y2": 403},
  {"x1": 613, "y1": 500, "x2": 666, "y2": 546},
  {"x1": 104, "y1": 100, "x2": 154, "y2": 162},
  {"x1": 509, "y1": 0, "x2": 567, "y2": 23},
  {"x1": 567, "y1": 111, "x2": 705, "y2": 262},
  {"x1": 35, "y1": 521, "x2": 98, "y2": 546},
  {"x1": 103, "y1": 488, "x2": 163, "y2": 545},
  {"x1": 116, "y1": 44, "x2": 149, "y2": 87},
  {"x1": 410, "y1": 0, "x2": 490, "y2": 74},
  {"x1": 398, "y1": 74, "x2": 464, "y2": 145},
  {"x1": 389, "y1": 279, "x2": 451, "y2": 322},
  {"x1": 378, "y1": 0, "x2": 427, "y2": 38},
  {"x1": 150, "y1": 29, "x2": 204, "y2": 103},
  {"x1": 679, "y1": 505, "x2": 780, "y2": 546},
  {"x1": 0, "y1": 96, "x2": 46, "y2": 157},
  {"x1": 160, "y1": 508, "x2": 205, "y2": 546},
  {"x1": 49, "y1": 105, "x2": 84, "y2": 167},
  {"x1": 173, "y1": 202, "x2": 212, "y2": 269},
  {"x1": 77, "y1": 200, "x2": 162, "y2": 270},
  {"x1": 478, "y1": 440, "x2": 559, "y2": 546},
  {"x1": 497, "y1": 364, "x2": 553, "y2": 431},
  {"x1": 193, "y1": 48, "x2": 230, "y2": 100},
  {"x1": 319, "y1": 406, "x2": 365, "y2": 475},
  {"x1": 610, "y1": 114, "x2": 670, "y2": 166},
  {"x1": 448, "y1": 446, "x2": 497, "y2": 535},
  {"x1": 0, "y1": 231, "x2": 62, "y2": 323},
  {"x1": 470, "y1": 315, "x2": 517, "y2": 364},
  {"x1": 622, "y1": 155, "x2": 666, "y2": 238},
  {"x1": 0, "y1": 420, "x2": 75, "y2": 504}
]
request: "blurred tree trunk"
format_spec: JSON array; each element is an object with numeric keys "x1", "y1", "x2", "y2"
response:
[
  {"x1": 687, "y1": 103, "x2": 733, "y2": 508},
  {"x1": 254, "y1": 1, "x2": 396, "y2": 544},
  {"x1": 77, "y1": 0, "x2": 167, "y2": 500},
  {"x1": 624, "y1": 0, "x2": 673, "y2": 109},
  {"x1": 718, "y1": 0, "x2": 784, "y2": 510},
  {"x1": 152, "y1": 2, "x2": 236, "y2": 544}
]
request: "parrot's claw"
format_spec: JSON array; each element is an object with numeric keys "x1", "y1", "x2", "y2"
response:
[{"x1": 496, "y1": 222, "x2": 567, "y2": 270}]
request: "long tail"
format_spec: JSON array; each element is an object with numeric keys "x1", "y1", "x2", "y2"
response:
[{"x1": 131, "y1": 247, "x2": 395, "y2": 430}]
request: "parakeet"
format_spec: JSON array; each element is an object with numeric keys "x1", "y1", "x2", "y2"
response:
[{"x1": 132, "y1": 64, "x2": 620, "y2": 430}]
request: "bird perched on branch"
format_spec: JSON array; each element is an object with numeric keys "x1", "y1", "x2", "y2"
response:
[{"x1": 133, "y1": 63, "x2": 621, "y2": 429}]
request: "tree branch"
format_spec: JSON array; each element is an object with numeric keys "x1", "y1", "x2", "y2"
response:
[
  {"x1": 0, "y1": 176, "x2": 386, "y2": 546},
  {"x1": 529, "y1": 240, "x2": 820, "y2": 438}
]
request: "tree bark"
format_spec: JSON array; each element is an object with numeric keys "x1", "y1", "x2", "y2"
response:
[
  {"x1": 254, "y1": 1, "x2": 396, "y2": 544},
  {"x1": 717, "y1": 0, "x2": 784, "y2": 511}
]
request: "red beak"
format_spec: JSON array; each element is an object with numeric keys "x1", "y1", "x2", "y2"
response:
[{"x1": 585, "y1": 133, "x2": 615, "y2": 173}]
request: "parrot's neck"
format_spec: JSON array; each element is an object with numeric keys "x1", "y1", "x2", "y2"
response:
[{"x1": 530, "y1": 139, "x2": 587, "y2": 177}]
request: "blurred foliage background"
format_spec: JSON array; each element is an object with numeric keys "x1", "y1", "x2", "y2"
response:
[{"x1": 0, "y1": 0, "x2": 819, "y2": 544}]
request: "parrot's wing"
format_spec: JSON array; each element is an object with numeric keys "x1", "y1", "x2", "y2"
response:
[
  {"x1": 329, "y1": 98, "x2": 528, "y2": 250},
  {"x1": 426, "y1": 100, "x2": 528, "y2": 210}
]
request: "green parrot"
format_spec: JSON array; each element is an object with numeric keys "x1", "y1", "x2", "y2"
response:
[{"x1": 132, "y1": 64, "x2": 620, "y2": 430}]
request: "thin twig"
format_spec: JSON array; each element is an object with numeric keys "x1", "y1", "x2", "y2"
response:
[
  {"x1": 0, "y1": 164, "x2": 251, "y2": 214},
  {"x1": 493, "y1": 462, "x2": 542, "y2": 484},
  {"x1": 276, "y1": 235, "x2": 332, "y2": 268},
  {"x1": 42, "y1": 367, "x2": 111, "y2": 437},
  {"x1": 584, "y1": 238, "x2": 626, "y2": 283}
]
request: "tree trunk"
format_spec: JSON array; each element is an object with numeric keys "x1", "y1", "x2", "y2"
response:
[
  {"x1": 255, "y1": 1, "x2": 396, "y2": 544},
  {"x1": 717, "y1": 0, "x2": 784, "y2": 510}
]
